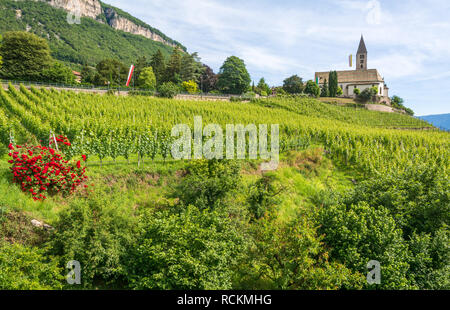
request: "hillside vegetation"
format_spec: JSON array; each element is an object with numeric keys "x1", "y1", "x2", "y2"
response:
[
  {"x1": 0, "y1": 87, "x2": 448, "y2": 290},
  {"x1": 0, "y1": 0, "x2": 180, "y2": 68}
]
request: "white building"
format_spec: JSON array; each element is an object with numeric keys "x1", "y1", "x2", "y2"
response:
[{"x1": 315, "y1": 36, "x2": 390, "y2": 104}]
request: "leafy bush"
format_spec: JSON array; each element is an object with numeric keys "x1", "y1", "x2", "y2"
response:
[
  {"x1": 247, "y1": 173, "x2": 284, "y2": 220},
  {"x1": 357, "y1": 87, "x2": 377, "y2": 103},
  {"x1": 49, "y1": 195, "x2": 138, "y2": 288},
  {"x1": 0, "y1": 242, "x2": 63, "y2": 290},
  {"x1": 125, "y1": 205, "x2": 247, "y2": 289},
  {"x1": 237, "y1": 214, "x2": 364, "y2": 290},
  {"x1": 158, "y1": 82, "x2": 179, "y2": 98},
  {"x1": 7, "y1": 142, "x2": 88, "y2": 201},
  {"x1": 318, "y1": 202, "x2": 412, "y2": 289},
  {"x1": 181, "y1": 80, "x2": 199, "y2": 94},
  {"x1": 174, "y1": 159, "x2": 241, "y2": 210}
]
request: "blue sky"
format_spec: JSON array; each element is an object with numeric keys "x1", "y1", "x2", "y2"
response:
[{"x1": 105, "y1": 0, "x2": 450, "y2": 116}]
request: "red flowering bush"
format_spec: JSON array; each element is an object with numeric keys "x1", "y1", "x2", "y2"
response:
[
  {"x1": 49, "y1": 135, "x2": 71, "y2": 153},
  {"x1": 7, "y1": 142, "x2": 88, "y2": 201}
]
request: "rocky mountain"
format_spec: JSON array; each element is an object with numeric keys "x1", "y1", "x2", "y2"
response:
[
  {"x1": 38, "y1": 0, "x2": 182, "y2": 48},
  {"x1": 0, "y1": 0, "x2": 185, "y2": 69}
]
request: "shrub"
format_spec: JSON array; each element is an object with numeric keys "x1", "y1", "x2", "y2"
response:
[
  {"x1": 125, "y1": 205, "x2": 247, "y2": 290},
  {"x1": 181, "y1": 80, "x2": 199, "y2": 94},
  {"x1": 174, "y1": 159, "x2": 241, "y2": 210},
  {"x1": 353, "y1": 88, "x2": 361, "y2": 95},
  {"x1": 357, "y1": 87, "x2": 377, "y2": 103},
  {"x1": 49, "y1": 195, "x2": 138, "y2": 288},
  {"x1": 7, "y1": 142, "x2": 87, "y2": 201},
  {"x1": 0, "y1": 242, "x2": 63, "y2": 290},
  {"x1": 158, "y1": 82, "x2": 179, "y2": 98}
]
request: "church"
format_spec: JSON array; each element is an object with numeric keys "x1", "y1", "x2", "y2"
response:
[{"x1": 315, "y1": 36, "x2": 390, "y2": 104}]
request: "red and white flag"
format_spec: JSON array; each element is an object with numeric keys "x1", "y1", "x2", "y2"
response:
[{"x1": 126, "y1": 65, "x2": 135, "y2": 87}]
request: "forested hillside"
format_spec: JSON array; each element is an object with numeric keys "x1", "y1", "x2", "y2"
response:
[{"x1": 0, "y1": 0, "x2": 183, "y2": 69}]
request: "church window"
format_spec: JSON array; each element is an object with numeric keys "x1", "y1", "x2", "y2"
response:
[{"x1": 360, "y1": 55, "x2": 365, "y2": 59}]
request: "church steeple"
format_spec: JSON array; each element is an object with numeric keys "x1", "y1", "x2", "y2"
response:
[{"x1": 356, "y1": 35, "x2": 368, "y2": 70}]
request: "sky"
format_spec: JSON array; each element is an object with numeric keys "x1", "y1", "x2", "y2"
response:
[{"x1": 105, "y1": 0, "x2": 450, "y2": 116}]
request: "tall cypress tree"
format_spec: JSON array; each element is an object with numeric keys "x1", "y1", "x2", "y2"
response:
[
  {"x1": 164, "y1": 47, "x2": 182, "y2": 84},
  {"x1": 321, "y1": 78, "x2": 329, "y2": 97},
  {"x1": 329, "y1": 71, "x2": 338, "y2": 97}
]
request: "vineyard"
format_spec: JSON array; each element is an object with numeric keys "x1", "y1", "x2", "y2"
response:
[
  {"x1": 1, "y1": 83, "x2": 449, "y2": 290},
  {"x1": 0, "y1": 83, "x2": 448, "y2": 178}
]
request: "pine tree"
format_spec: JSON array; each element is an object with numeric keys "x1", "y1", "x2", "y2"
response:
[
  {"x1": 150, "y1": 50, "x2": 166, "y2": 86},
  {"x1": 164, "y1": 47, "x2": 182, "y2": 84}
]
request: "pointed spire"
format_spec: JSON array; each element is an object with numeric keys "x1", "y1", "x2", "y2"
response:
[{"x1": 357, "y1": 35, "x2": 367, "y2": 54}]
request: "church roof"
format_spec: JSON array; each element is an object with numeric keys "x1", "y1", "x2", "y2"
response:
[
  {"x1": 315, "y1": 69, "x2": 384, "y2": 84},
  {"x1": 357, "y1": 35, "x2": 367, "y2": 54}
]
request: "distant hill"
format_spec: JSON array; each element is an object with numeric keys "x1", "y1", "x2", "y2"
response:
[
  {"x1": 0, "y1": 0, "x2": 186, "y2": 69},
  {"x1": 419, "y1": 114, "x2": 450, "y2": 131}
]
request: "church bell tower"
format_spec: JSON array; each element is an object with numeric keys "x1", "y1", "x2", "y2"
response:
[{"x1": 356, "y1": 35, "x2": 368, "y2": 70}]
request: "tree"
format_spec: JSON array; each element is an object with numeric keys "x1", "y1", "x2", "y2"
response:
[
  {"x1": 94, "y1": 59, "x2": 127, "y2": 86},
  {"x1": 0, "y1": 35, "x2": 2, "y2": 71},
  {"x1": 256, "y1": 78, "x2": 271, "y2": 96},
  {"x1": 216, "y1": 56, "x2": 251, "y2": 95},
  {"x1": 357, "y1": 87, "x2": 377, "y2": 103},
  {"x1": 134, "y1": 56, "x2": 149, "y2": 84},
  {"x1": 282, "y1": 75, "x2": 304, "y2": 94},
  {"x1": 0, "y1": 31, "x2": 52, "y2": 81},
  {"x1": 158, "y1": 82, "x2": 179, "y2": 98},
  {"x1": 81, "y1": 65, "x2": 96, "y2": 84},
  {"x1": 328, "y1": 71, "x2": 338, "y2": 97},
  {"x1": 42, "y1": 62, "x2": 75, "y2": 84},
  {"x1": 182, "y1": 80, "x2": 199, "y2": 94},
  {"x1": 180, "y1": 52, "x2": 204, "y2": 83},
  {"x1": 320, "y1": 79, "x2": 329, "y2": 97},
  {"x1": 304, "y1": 80, "x2": 320, "y2": 98},
  {"x1": 200, "y1": 64, "x2": 218, "y2": 93},
  {"x1": 138, "y1": 67, "x2": 156, "y2": 90},
  {"x1": 150, "y1": 49, "x2": 166, "y2": 86},
  {"x1": 164, "y1": 46, "x2": 183, "y2": 84}
]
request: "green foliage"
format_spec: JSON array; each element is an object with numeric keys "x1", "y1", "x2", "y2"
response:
[
  {"x1": 391, "y1": 95, "x2": 414, "y2": 116},
  {"x1": 137, "y1": 67, "x2": 156, "y2": 90},
  {"x1": 164, "y1": 47, "x2": 183, "y2": 84},
  {"x1": 0, "y1": 31, "x2": 52, "y2": 81},
  {"x1": 247, "y1": 173, "x2": 284, "y2": 219},
  {"x1": 42, "y1": 62, "x2": 75, "y2": 84},
  {"x1": 304, "y1": 80, "x2": 320, "y2": 98},
  {"x1": 180, "y1": 52, "x2": 204, "y2": 83},
  {"x1": 174, "y1": 160, "x2": 241, "y2": 210},
  {"x1": 353, "y1": 88, "x2": 361, "y2": 95},
  {"x1": 357, "y1": 87, "x2": 377, "y2": 102},
  {"x1": 158, "y1": 82, "x2": 179, "y2": 98},
  {"x1": 318, "y1": 202, "x2": 412, "y2": 289},
  {"x1": 94, "y1": 59, "x2": 128, "y2": 86},
  {"x1": 256, "y1": 78, "x2": 271, "y2": 96},
  {"x1": 337, "y1": 86, "x2": 343, "y2": 96},
  {"x1": 181, "y1": 80, "x2": 199, "y2": 94},
  {"x1": 150, "y1": 49, "x2": 166, "y2": 86},
  {"x1": 81, "y1": 65, "x2": 96, "y2": 84},
  {"x1": 320, "y1": 79, "x2": 329, "y2": 97},
  {"x1": 125, "y1": 205, "x2": 247, "y2": 290},
  {"x1": 328, "y1": 71, "x2": 338, "y2": 97},
  {"x1": 0, "y1": 0, "x2": 179, "y2": 68},
  {"x1": 237, "y1": 214, "x2": 364, "y2": 290},
  {"x1": 0, "y1": 242, "x2": 63, "y2": 290},
  {"x1": 49, "y1": 195, "x2": 137, "y2": 288},
  {"x1": 283, "y1": 75, "x2": 304, "y2": 94},
  {"x1": 217, "y1": 56, "x2": 251, "y2": 95}
]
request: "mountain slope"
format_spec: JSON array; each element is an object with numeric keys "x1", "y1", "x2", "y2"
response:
[
  {"x1": 0, "y1": 0, "x2": 185, "y2": 69},
  {"x1": 419, "y1": 113, "x2": 450, "y2": 131}
]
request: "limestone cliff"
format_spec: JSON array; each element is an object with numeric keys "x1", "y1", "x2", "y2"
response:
[
  {"x1": 39, "y1": 0, "x2": 180, "y2": 49},
  {"x1": 41, "y1": 0, "x2": 102, "y2": 19},
  {"x1": 103, "y1": 7, "x2": 177, "y2": 48}
]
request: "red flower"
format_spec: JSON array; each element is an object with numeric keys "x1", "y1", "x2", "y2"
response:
[
  {"x1": 82, "y1": 155, "x2": 87, "y2": 162},
  {"x1": 8, "y1": 143, "x2": 14, "y2": 150}
]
